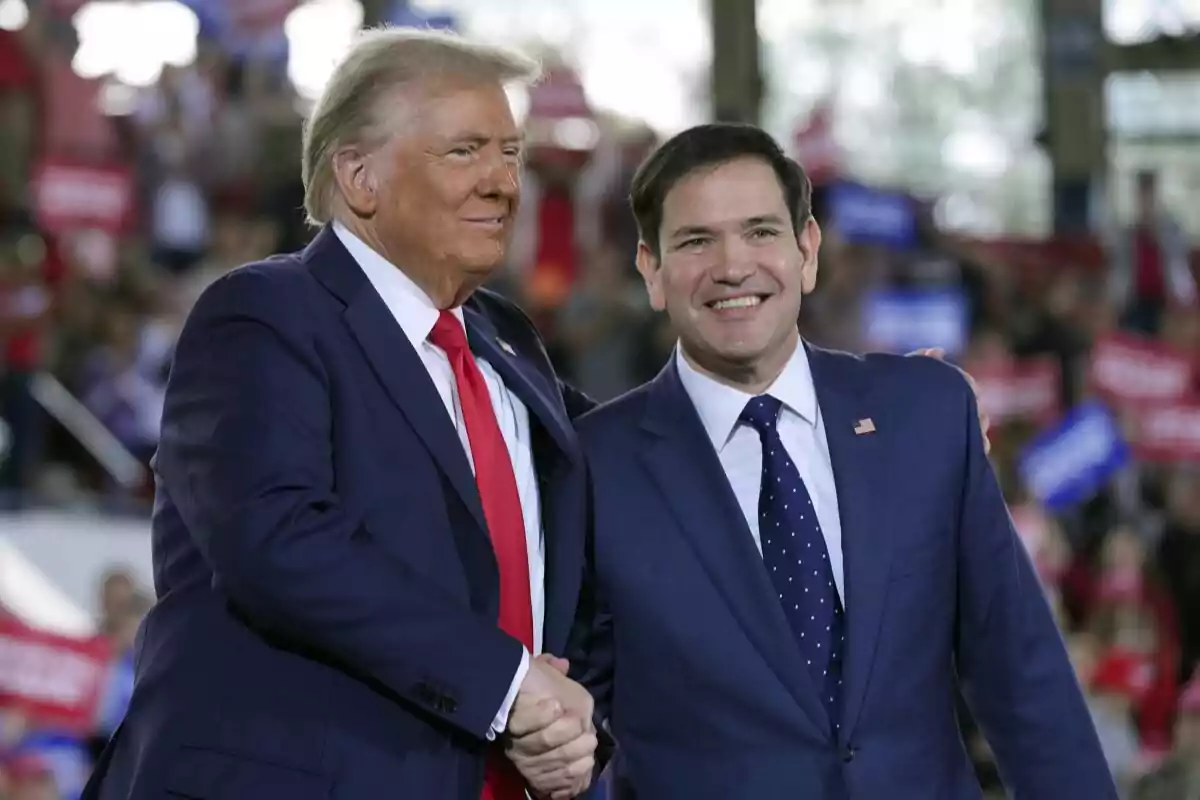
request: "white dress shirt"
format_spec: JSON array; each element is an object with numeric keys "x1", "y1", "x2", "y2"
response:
[
  {"x1": 333, "y1": 223, "x2": 538, "y2": 737},
  {"x1": 675, "y1": 342, "x2": 847, "y2": 602}
]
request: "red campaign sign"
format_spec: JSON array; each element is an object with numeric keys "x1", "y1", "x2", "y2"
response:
[
  {"x1": 962, "y1": 236, "x2": 1105, "y2": 273},
  {"x1": 793, "y1": 102, "x2": 840, "y2": 185},
  {"x1": 41, "y1": 52, "x2": 120, "y2": 161},
  {"x1": 31, "y1": 159, "x2": 134, "y2": 236},
  {"x1": 969, "y1": 357, "x2": 1061, "y2": 426},
  {"x1": 1089, "y1": 333, "x2": 1194, "y2": 406},
  {"x1": 525, "y1": 66, "x2": 597, "y2": 157},
  {"x1": 1129, "y1": 401, "x2": 1200, "y2": 462},
  {"x1": 527, "y1": 67, "x2": 592, "y2": 121},
  {"x1": 955, "y1": 235, "x2": 1200, "y2": 285},
  {"x1": 0, "y1": 616, "x2": 111, "y2": 732}
]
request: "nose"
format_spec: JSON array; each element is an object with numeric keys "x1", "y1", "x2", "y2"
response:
[
  {"x1": 712, "y1": 238, "x2": 756, "y2": 285},
  {"x1": 476, "y1": 147, "x2": 519, "y2": 200}
]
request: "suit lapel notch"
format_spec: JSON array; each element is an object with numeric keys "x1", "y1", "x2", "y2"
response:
[{"x1": 463, "y1": 306, "x2": 578, "y2": 465}]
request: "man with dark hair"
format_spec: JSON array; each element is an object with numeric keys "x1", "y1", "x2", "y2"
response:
[
  {"x1": 559, "y1": 123, "x2": 1112, "y2": 798},
  {"x1": 1107, "y1": 169, "x2": 1195, "y2": 336}
]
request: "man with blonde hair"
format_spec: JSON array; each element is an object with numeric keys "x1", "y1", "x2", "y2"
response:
[{"x1": 83, "y1": 28, "x2": 599, "y2": 800}]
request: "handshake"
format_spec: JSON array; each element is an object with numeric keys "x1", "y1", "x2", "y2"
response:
[{"x1": 504, "y1": 654, "x2": 598, "y2": 799}]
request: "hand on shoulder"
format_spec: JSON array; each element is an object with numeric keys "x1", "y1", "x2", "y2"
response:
[{"x1": 906, "y1": 348, "x2": 991, "y2": 454}]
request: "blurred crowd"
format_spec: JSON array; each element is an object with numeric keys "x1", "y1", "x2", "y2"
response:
[{"x1": 1, "y1": 7, "x2": 1200, "y2": 799}]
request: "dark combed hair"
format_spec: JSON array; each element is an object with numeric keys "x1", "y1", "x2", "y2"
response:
[{"x1": 629, "y1": 122, "x2": 812, "y2": 258}]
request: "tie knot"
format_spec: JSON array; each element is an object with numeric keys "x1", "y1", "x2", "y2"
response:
[
  {"x1": 428, "y1": 310, "x2": 469, "y2": 354},
  {"x1": 740, "y1": 395, "x2": 782, "y2": 434}
]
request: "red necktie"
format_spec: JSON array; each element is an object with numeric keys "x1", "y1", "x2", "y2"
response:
[{"x1": 428, "y1": 311, "x2": 533, "y2": 800}]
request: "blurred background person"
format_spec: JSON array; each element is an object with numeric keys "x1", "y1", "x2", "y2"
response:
[
  {"x1": 1130, "y1": 672, "x2": 1200, "y2": 800},
  {"x1": 1107, "y1": 170, "x2": 1196, "y2": 336}
]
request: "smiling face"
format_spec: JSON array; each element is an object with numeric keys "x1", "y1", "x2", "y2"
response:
[
  {"x1": 334, "y1": 78, "x2": 523, "y2": 307},
  {"x1": 636, "y1": 156, "x2": 821, "y2": 389}
]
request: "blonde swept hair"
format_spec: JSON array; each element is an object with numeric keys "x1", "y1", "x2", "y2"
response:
[{"x1": 301, "y1": 27, "x2": 540, "y2": 226}]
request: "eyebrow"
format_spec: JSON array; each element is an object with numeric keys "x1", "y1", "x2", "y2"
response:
[
  {"x1": 668, "y1": 224, "x2": 716, "y2": 241},
  {"x1": 447, "y1": 134, "x2": 524, "y2": 147},
  {"x1": 668, "y1": 214, "x2": 787, "y2": 240},
  {"x1": 741, "y1": 214, "x2": 787, "y2": 228}
]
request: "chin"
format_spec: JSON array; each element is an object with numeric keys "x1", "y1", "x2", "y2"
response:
[
  {"x1": 688, "y1": 339, "x2": 765, "y2": 369},
  {"x1": 459, "y1": 250, "x2": 505, "y2": 277},
  {"x1": 715, "y1": 346, "x2": 771, "y2": 369},
  {"x1": 710, "y1": 331, "x2": 776, "y2": 361}
]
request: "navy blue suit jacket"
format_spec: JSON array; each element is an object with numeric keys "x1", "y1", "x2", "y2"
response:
[
  {"x1": 83, "y1": 227, "x2": 593, "y2": 800},
  {"x1": 569, "y1": 346, "x2": 1115, "y2": 799}
]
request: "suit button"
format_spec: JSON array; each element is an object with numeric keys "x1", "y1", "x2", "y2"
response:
[
  {"x1": 843, "y1": 746, "x2": 857, "y2": 763},
  {"x1": 437, "y1": 695, "x2": 458, "y2": 714}
]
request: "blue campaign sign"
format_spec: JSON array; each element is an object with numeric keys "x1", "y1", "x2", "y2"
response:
[
  {"x1": 386, "y1": 1, "x2": 458, "y2": 30},
  {"x1": 1018, "y1": 401, "x2": 1130, "y2": 512},
  {"x1": 862, "y1": 288, "x2": 968, "y2": 356},
  {"x1": 179, "y1": 0, "x2": 292, "y2": 60},
  {"x1": 15, "y1": 732, "x2": 91, "y2": 799},
  {"x1": 827, "y1": 180, "x2": 917, "y2": 249}
]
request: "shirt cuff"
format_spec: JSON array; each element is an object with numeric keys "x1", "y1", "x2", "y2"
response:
[{"x1": 488, "y1": 647, "x2": 530, "y2": 741}]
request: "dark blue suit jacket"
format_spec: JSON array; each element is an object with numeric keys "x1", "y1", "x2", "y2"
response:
[
  {"x1": 83, "y1": 227, "x2": 593, "y2": 800},
  {"x1": 569, "y1": 346, "x2": 1115, "y2": 799}
]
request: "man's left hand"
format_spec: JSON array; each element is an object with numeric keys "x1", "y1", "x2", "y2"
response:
[
  {"x1": 908, "y1": 348, "x2": 991, "y2": 454},
  {"x1": 507, "y1": 655, "x2": 596, "y2": 800}
]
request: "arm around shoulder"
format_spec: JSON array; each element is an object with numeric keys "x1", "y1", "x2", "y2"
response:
[
  {"x1": 156, "y1": 266, "x2": 524, "y2": 741},
  {"x1": 949, "y1": 376, "x2": 1116, "y2": 797}
]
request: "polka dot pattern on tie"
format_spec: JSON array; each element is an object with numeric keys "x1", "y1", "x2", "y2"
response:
[{"x1": 740, "y1": 394, "x2": 845, "y2": 730}]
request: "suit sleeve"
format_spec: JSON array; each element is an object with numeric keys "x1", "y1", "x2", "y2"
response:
[
  {"x1": 950, "y1": 378, "x2": 1116, "y2": 798},
  {"x1": 155, "y1": 268, "x2": 524, "y2": 741}
]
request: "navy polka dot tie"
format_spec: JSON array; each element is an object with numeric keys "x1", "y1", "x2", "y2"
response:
[{"x1": 740, "y1": 395, "x2": 844, "y2": 730}]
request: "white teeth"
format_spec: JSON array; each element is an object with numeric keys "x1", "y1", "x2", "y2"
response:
[{"x1": 712, "y1": 296, "x2": 761, "y2": 310}]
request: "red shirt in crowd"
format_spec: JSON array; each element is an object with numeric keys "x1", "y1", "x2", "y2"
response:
[
  {"x1": 529, "y1": 186, "x2": 576, "y2": 309},
  {"x1": 0, "y1": 29, "x2": 34, "y2": 91},
  {"x1": 2, "y1": 236, "x2": 66, "y2": 371},
  {"x1": 1066, "y1": 561, "x2": 1183, "y2": 750},
  {"x1": 1134, "y1": 226, "x2": 1166, "y2": 302}
]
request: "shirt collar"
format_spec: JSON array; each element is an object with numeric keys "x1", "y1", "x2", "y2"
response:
[
  {"x1": 675, "y1": 337, "x2": 818, "y2": 450},
  {"x1": 332, "y1": 221, "x2": 464, "y2": 349}
]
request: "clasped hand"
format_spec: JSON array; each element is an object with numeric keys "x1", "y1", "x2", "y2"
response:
[{"x1": 505, "y1": 654, "x2": 597, "y2": 800}]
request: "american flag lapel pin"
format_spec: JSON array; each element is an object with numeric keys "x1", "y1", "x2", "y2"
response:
[
  {"x1": 497, "y1": 338, "x2": 516, "y2": 356},
  {"x1": 854, "y1": 418, "x2": 876, "y2": 435}
]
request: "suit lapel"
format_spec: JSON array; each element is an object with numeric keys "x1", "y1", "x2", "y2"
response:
[
  {"x1": 461, "y1": 305, "x2": 577, "y2": 463},
  {"x1": 639, "y1": 362, "x2": 830, "y2": 737},
  {"x1": 806, "y1": 344, "x2": 893, "y2": 740},
  {"x1": 306, "y1": 227, "x2": 487, "y2": 534}
]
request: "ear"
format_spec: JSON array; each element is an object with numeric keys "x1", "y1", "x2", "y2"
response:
[
  {"x1": 635, "y1": 241, "x2": 666, "y2": 311},
  {"x1": 331, "y1": 145, "x2": 379, "y2": 218},
  {"x1": 797, "y1": 216, "x2": 822, "y2": 294}
]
